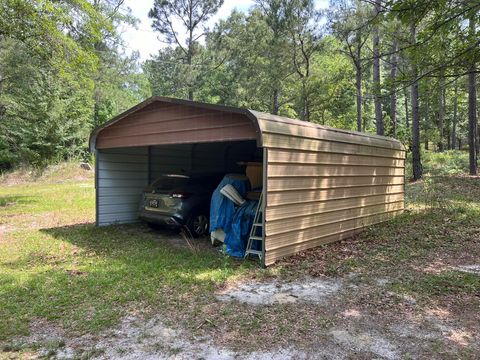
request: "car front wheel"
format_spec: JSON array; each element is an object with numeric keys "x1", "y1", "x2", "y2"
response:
[{"x1": 187, "y1": 213, "x2": 209, "y2": 237}]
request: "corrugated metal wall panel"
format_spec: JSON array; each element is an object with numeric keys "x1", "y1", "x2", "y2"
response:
[
  {"x1": 97, "y1": 147, "x2": 148, "y2": 226},
  {"x1": 267, "y1": 176, "x2": 404, "y2": 191},
  {"x1": 262, "y1": 134, "x2": 405, "y2": 159},
  {"x1": 265, "y1": 210, "x2": 403, "y2": 256},
  {"x1": 150, "y1": 144, "x2": 193, "y2": 179},
  {"x1": 267, "y1": 185, "x2": 404, "y2": 206},
  {"x1": 148, "y1": 141, "x2": 259, "y2": 181},
  {"x1": 253, "y1": 111, "x2": 404, "y2": 150},
  {"x1": 268, "y1": 149, "x2": 405, "y2": 167},
  {"x1": 266, "y1": 193, "x2": 404, "y2": 220},
  {"x1": 260, "y1": 115, "x2": 406, "y2": 265}
]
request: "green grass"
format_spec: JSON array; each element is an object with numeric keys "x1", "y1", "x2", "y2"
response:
[
  {"x1": 391, "y1": 271, "x2": 480, "y2": 297},
  {"x1": 405, "y1": 149, "x2": 470, "y2": 178},
  {"x1": 1, "y1": 155, "x2": 479, "y2": 349},
  {"x1": 0, "y1": 177, "x2": 252, "y2": 341}
]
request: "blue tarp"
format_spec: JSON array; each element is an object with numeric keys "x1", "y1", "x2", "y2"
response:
[
  {"x1": 209, "y1": 174, "x2": 250, "y2": 233},
  {"x1": 224, "y1": 200, "x2": 259, "y2": 258}
]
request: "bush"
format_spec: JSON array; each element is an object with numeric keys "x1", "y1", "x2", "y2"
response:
[{"x1": 406, "y1": 150, "x2": 469, "y2": 179}]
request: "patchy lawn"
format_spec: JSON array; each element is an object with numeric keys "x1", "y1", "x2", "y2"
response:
[{"x1": 1, "y1": 160, "x2": 479, "y2": 359}]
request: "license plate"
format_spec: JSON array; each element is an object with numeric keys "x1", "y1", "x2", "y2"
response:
[{"x1": 149, "y1": 199, "x2": 159, "y2": 208}]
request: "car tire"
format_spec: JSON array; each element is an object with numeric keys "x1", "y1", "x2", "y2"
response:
[{"x1": 186, "y1": 212, "x2": 209, "y2": 238}]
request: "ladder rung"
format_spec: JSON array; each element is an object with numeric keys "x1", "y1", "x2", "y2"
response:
[
  {"x1": 246, "y1": 250, "x2": 263, "y2": 255},
  {"x1": 250, "y1": 236, "x2": 263, "y2": 241},
  {"x1": 253, "y1": 223, "x2": 263, "y2": 226}
]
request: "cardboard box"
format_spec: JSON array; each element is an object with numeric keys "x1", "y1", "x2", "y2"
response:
[{"x1": 245, "y1": 162, "x2": 263, "y2": 189}]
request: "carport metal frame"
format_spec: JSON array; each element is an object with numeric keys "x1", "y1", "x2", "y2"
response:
[{"x1": 90, "y1": 96, "x2": 405, "y2": 267}]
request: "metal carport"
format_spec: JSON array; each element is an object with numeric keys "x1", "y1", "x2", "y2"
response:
[{"x1": 90, "y1": 96, "x2": 405, "y2": 266}]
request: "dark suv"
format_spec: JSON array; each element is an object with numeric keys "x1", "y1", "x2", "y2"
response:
[{"x1": 139, "y1": 173, "x2": 222, "y2": 237}]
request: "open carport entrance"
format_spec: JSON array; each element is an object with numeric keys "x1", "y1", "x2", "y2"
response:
[
  {"x1": 148, "y1": 140, "x2": 262, "y2": 184},
  {"x1": 95, "y1": 140, "x2": 263, "y2": 227}
]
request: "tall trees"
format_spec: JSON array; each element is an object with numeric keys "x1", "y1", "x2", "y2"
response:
[
  {"x1": 388, "y1": 40, "x2": 399, "y2": 137},
  {"x1": 372, "y1": 0, "x2": 384, "y2": 135},
  {"x1": 467, "y1": 12, "x2": 478, "y2": 175},
  {"x1": 149, "y1": 0, "x2": 224, "y2": 100},
  {"x1": 329, "y1": 0, "x2": 372, "y2": 132},
  {"x1": 437, "y1": 71, "x2": 445, "y2": 152},
  {"x1": 0, "y1": 0, "x2": 149, "y2": 169},
  {"x1": 409, "y1": 22, "x2": 422, "y2": 180},
  {"x1": 1, "y1": 0, "x2": 478, "y2": 173},
  {"x1": 255, "y1": 0, "x2": 293, "y2": 114},
  {"x1": 284, "y1": 0, "x2": 323, "y2": 121}
]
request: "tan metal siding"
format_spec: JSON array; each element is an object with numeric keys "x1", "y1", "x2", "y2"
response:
[
  {"x1": 267, "y1": 176, "x2": 405, "y2": 191},
  {"x1": 262, "y1": 133, "x2": 405, "y2": 159},
  {"x1": 264, "y1": 210, "x2": 403, "y2": 265},
  {"x1": 259, "y1": 114, "x2": 405, "y2": 266},
  {"x1": 253, "y1": 111, "x2": 404, "y2": 150},
  {"x1": 96, "y1": 102, "x2": 256, "y2": 149}
]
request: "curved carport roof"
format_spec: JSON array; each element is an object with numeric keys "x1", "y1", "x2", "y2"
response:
[{"x1": 89, "y1": 96, "x2": 404, "y2": 153}]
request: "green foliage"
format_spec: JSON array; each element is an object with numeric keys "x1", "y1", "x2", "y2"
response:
[
  {"x1": 406, "y1": 150, "x2": 470, "y2": 178},
  {"x1": 422, "y1": 150, "x2": 470, "y2": 177},
  {"x1": 0, "y1": 0, "x2": 478, "y2": 174},
  {"x1": 0, "y1": 0, "x2": 151, "y2": 170},
  {"x1": 0, "y1": 40, "x2": 94, "y2": 167}
]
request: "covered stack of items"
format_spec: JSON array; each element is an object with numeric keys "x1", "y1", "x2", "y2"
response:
[{"x1": 210, "y1": 167, "x2": 262, "y2": 257}]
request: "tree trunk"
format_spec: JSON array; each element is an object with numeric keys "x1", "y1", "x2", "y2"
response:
[
  {"x1": 476, "y1": 109, "x2": 479, "y2": 156},
  {"x1": 404, "y1": 87, "x2": 410, "y2": 129},
  {"x1": 355, "y1": 31, "x2": 362, "y2": 132},
  {"x1": 424, "y1": 97, "x2": 429, "y2": 150},
  {"x1": 373, "y1": 0, "x2": 384, "y2": 135},
  {"x1": 468, "y1": 15, "x2": 478, "y2": 175},
  {"x1": 451, "y1": 82, "x2": 458, "y2": 150},
  {"x1": 301, "y1": 80, "x2": 310, "y2": 121},
  {"x1": 389, "y1": 41, "x2": 398, "y2": 137},
  {"x1": 272, "y1": 88, "x2": 279, "y2": 115},
  {"x1": 187, "y1": 22, "x2": 194, "y2": 101},
  {"x1": 438, "y1": 71, "x2": 445, "y2": 152},
  {"x1": 355, "y1": 66, "x2": 362, "y2": 132},
  {"x1": 410, "y1": 22, "x2": 422, "y2": 180},
  {"x1": 187, "y1": 50, "x2": 194, "y2": 100}
]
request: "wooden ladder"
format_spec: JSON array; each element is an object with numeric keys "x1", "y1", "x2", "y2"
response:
[{"x1": 245, "y1": 192, "x2": 264, "y2": 261}]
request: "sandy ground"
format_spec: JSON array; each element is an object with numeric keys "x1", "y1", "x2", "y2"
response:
[{"x1": 7, "y1": 269, "x2": 479, "y2": 360}]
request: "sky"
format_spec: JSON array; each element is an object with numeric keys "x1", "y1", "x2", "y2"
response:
[
  {"x1": 121, "y1": 0, "x2": 255, "y2": 61},
  {"x1": 121, "y1": 0, "x2": 328, "y2": 61}
]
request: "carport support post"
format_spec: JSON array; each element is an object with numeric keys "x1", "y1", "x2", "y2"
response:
[
  {"x1": 261, "y1": 148, "x2": 267, "y2": 268},
  {"x1": 95, "y1": 150, "x2": 99, "y2": 226},
  {"x1": 147, "y1": 146, "x2": 152, "y2": 184}
]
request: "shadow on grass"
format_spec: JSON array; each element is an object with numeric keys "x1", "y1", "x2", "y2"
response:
[
  {"x1": 0, "y1": 223, "x2": 249, "y2": 340},
  {"x1": 0, "y1": 195, "x2": 38, "y2": 208}
]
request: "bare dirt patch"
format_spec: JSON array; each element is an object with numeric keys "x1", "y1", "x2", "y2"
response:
[
  {"x1": 216, "y1": 276, "x2": 343, "y2": 305},
  {"x1": 454, "y1": 264, "x2": 480, "y2": 276}
]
